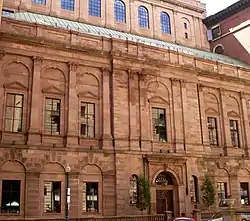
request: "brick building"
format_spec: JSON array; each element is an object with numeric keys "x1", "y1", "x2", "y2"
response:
[
  {"x1": 203, "y1": 0, "x2": 250, "y2": 64},
  {"x1": 0, "y1": 0, "x2": 250, "y2": 220}
]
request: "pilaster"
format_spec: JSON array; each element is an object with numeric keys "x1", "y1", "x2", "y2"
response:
[
  {"x1": 27, "y1": 56, "x2": 43, "y2": 145},
  {"x1": 0, "y1": 50, "x2": 5, "y2": 135},
  {"x1": 240, "y1": 92, "x2": 250, "y2": 156},
  {"x1": 128, "y1": 70, "x2": 140, "y2": 151},
  {"x1": 229, "y1": 174, "x2": 241, "y2": 208},
  {"x1": 101, "y1": 68, "x2": 112, "y2": 150},
  {"x1": 197, "y1": 84, "x2": 210, "y2": 146},
  {"x1": 171, "y1": 78, "x2": 184, "y2": 153},
  {"x1": 66, "y1": 62, "x2": 79, "y2": 147},
  {"x1": 180, "y1": 79, "x2": 187, "y2": 151}
]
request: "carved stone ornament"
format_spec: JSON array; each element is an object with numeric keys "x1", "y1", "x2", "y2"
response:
[
  {"x1": 0, "y1": 50, "x2": 6, "y2": 60},
  {"x1": 68, "y1": 62, "x2": 78, "y2": 72},
  {"x1": 240, "y1": 92, "x2": 249, "y2": 100},
  {"x1": 171, "y1": 78, "x2": 180, "y2": 87},
  {"x1": 33, "y1": 56, "x2": 44, "y2": 64},
  {"x1": 101, "y1": 67, "x2": 111, "y2": 76},
  {"x1": 180, "y1": 79, "x2": 187, "y2": 88},
  {"x1": 198, "y1": 84, "x2": 204, "y2": 92}
]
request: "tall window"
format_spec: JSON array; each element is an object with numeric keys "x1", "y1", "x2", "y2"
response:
[
  {"x1": 138, "y1": 6, "x2": 149, "y2": 29},
  {"x1": 32, "y1": 0, "x2": 46, "y2": 4},
  {"x1": 114, "y1": 0, "x2": 126, "y2": 23},
  {"x1": 1, "y1": 180, "x2": 21, "y2": 213},
  {"x1": 4, "y1": 93, "x2": 23, "y2": 132},
  {"x1": 44, "y1": 181, "x2": 61, "y2": 213},
  {"x1": 230, "y1": 120, "x2": 240, "y2": 147},
  {"x1": 212, "y1": 26, "x2": 221, "y2": 39},
  {"x1": 89, "y1": 0, "x2": 101, "y2": 17},
  {"x1": 44, "y1": 98, "x2": 61, "y2": 135},
  {"x1": 130, "y1": 175, "x2": 138, "y2": 204},
  {"x1": 240, "y1": 182, "x2": 249, "y2": 205},
  {"x1": 161, "y1": 12, "x2": 171, "y2": 34},
  {"x1": 217, "y1": 182, "x2": 227, "y2": 207},
  {"x1": 184, "y1": 22, "x2": 188, "y2": 29},
  {"x1": 152, "y1": 108, "x2": 167, "y2": 142},
  {"x1": 83, "y1": 182, "x2": 98, "y2": 212},
  {"x1": 207, "y1": 117, "x2": 218, "y2": 146},
  {"x1": 80, "y1": 102, "x2": 95, "y2": 138}
]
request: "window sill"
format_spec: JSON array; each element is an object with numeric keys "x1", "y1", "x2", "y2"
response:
[{"x1": 0, "y1": 213, "x2": 21, "y2": 216}]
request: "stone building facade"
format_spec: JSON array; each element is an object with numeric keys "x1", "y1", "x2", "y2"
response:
[{"x1": 0, "y1": 0, "x2": 250, "y2": 220}]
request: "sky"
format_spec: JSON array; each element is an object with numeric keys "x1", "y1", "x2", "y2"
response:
[{"x1": 200, "y1": 0, "x2": 239, "y2": 16}]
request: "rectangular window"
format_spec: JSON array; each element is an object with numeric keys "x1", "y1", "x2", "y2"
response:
[
  {"x1": 83, "y1": 182, "x2": 98, "y2": 212},
  {"x1": 32, "y1": 0, "x2": 46, "y2": 4},
  {"x1": 1, "y1": 180, "x2": 21, "y2": 214},
  {"x1": 152, "y1": 108, "x2": 167, "y2": 142},
  {"x1": 44, "y1": 98, "x2": 61, "y2": 135},
  {"x1": 230, "y1": 120, "x2": 240, "y2": 147},
  {"x1": 61, "y1": 0, "x2": 74, "y2": 11},
  {"x1": 184, "y1": 22, "x2": 187, "y2": 29},
  {"x1": 80, "y1": 102, "x2": 95, "y2": 138},
  {"x1": 212, "y1": 26, "x2": 221, "y2": 39},
  {"x1": 240, "y1": 182, "x2": 249, "y2": 205},
  {"x1": 185, "y1": 32, "x2": 188, "y2": 39},
  {"x1": 88, "y1": 0, "x2": 101, "y2": 17},
  {"x1": 4, "y1": 93, "x2": 23, "y2": 132},
  {"x1": 217, "y1": 182, "x2": 227, "y2": 207},
  {"x1": 207, "y1": 117, "x2": 218, "y2": 146},
  {"x1": 44, "y1": 181, "x2": 61, "y2": 213}
]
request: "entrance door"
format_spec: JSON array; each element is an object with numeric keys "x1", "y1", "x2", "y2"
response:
[{"x1": 156, "y1": 190, "x2": 174, "y2": 215}]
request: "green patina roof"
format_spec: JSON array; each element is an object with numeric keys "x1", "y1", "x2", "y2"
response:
[{"x1": 2, "y1": 12, "x2": 250, "y2": 69}]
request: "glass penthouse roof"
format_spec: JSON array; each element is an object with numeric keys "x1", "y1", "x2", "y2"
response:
[{"x1": 2, "y1": 12, "x2": 250, "y2": 69}]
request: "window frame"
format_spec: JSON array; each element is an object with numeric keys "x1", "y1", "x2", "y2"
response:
[
  {"x1": 207, "y1": 117, "x2": 219, "y2": 146},
  {"x1": 240, "y1": 182, "x2": 250, "y2": 205},
  {"x1": 114, "y1": 0, "x2": 126, "y2": 23},
  {"x1": 138, "y1": 6, "x2": 149, "y2": 29},
  {"x1": 43, "y1": 181, "x2": 62, "y2": 214},
  {"x1": 211, "y1": 25, "x2": 221, "y2": 40},
  {"x1": 61, "y1": 0, "x2": 75, "y2": 11},
  {"x1": 44, "y1": 97, "x2": 61, "y2": 135},
  {"x1": 217, "y1": 182, "x2": 228, "y2": 207},
  {"x1": 160, "y1": 12, "x2": 171, "y2": 35},
  {"x1": 4, "y1": 93, "x2": 24, "y2": 133},
  {"x1": 151, "y1": 107, "x2": 167, "y2": 142},
  {"x1": 129, "y1": 175, "x2": 138, "y2": 205},
  {"x1": 229, "y1": 119, "x2": 240, "y2": 147},
  {"x1": 88, "y1": 0, "x2": 101, "y2": 17},
  {"x1": 80, "y1": 102, "x2": 96, "y2": 138}
]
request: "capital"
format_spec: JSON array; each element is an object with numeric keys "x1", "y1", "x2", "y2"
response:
[
  {"x1": 171, "y1": 78, "x2": 180, "y2": 87},
  {"x1": 33, "y1": 56, "x2": 44, "y2": 64},
  {"x1": 68, "y1": 62, "x2": 78, "y2": 71}
]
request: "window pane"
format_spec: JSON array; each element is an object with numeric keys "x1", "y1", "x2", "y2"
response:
[
  {"x1": 114, "y1": 0, "x2": 126, "y2": 23},
  {"x1": 32, "y1": 0, "x2": 46, "y2": 4},
  {"x1": 130, "y1": 175, "x2": 138, "y2": 204},
  {"x1": 6, "y1": 94, "x2": 15, "y2": 107},
  {"x1": 207, "y1": 117, "x2": 218, "y2": 146},
  {"x1": 44, "y1": 181, "x2": 61, "y2": 213},
  {"x1": 240, "y1": 182, "x2": 249, "y2": 205},
  {"x1": 161, "y1": 12, "x2": 171, "y2": 34},
  {"x1": 85, "y1": 182, "x2": 98, "y2": 212},
  {"x1": 1, "y1": 180, "x2": 21, "y2": 214},
  {"x1": 89, "y1": 0, "x2": 101, "y2": 17},
  {"x1": 229, "y1": 120, "x2": 239, "y2": 147},
  {"x1": 61, "y1": 0, "x2": 74, "y2": 11},
  {"x1": 44, "y1": 98, "x2": 61, "y2": 135},
  {"x1": 138, "y1": 6, "x2": 149, "y2": 29},
  {"x1": 152, "y1": 108, "x2": 167, "y2": 142},
  {"x1": 80, "y1": 102, "x2": 95, "y2": 138}
]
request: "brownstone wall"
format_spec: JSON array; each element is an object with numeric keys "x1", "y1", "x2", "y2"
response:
[{"x1": 0, "y1": 17, "x2": 250, "y2": 219}]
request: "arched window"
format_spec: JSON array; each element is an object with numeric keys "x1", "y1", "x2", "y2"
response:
[
  {"x1": 160, "y1": 12, "x2": 171, "y2": 34},
  {"x1": 138, "y1": 6, "x2": 149, "y2": 29},
  {"x1": 114, "y1": 0, "x2": 126, "y2": 23},
  {"x1": 190, "y1": 175, "x2": 199, "y2": 203},
  {"x1": 89, "y1": 0, "x2": 101, "y2": 17},
  {"x1": 155, "y1": 172, "x2": 174, "y2": 186},
  {"x1": 129, "y1": 175, "x2": 138, "y2": 204}
]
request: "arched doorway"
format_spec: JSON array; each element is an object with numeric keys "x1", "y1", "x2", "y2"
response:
[{"x1": 155, "y1": 171, "x2": 178, "y2": 216}]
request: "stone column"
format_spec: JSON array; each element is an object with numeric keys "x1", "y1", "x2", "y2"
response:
[
  {"x1": 198, "y1": 84, "x2": 210, "y2": 146},
  {"x1": 101, "y1": 68, "x2": 112, "y2": 149},
  {"x1": 240, "y1": 92, "x2": 250, "y2": 156},
  {"x1": 25, "y1": 172, "x2": 40, "y2": 218},
  {"x1": 66, "y1": 62, "x2": 79, "y2": 147},
  {"x1": 171, "y1": 78, "x2": 184, "y2": 153},
  {"x1": 0, "y1": 50, "x2": 5, "y2": 139},
  {"x1": 27, "y1": 56, "x2": 43, "y2": 145}
]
